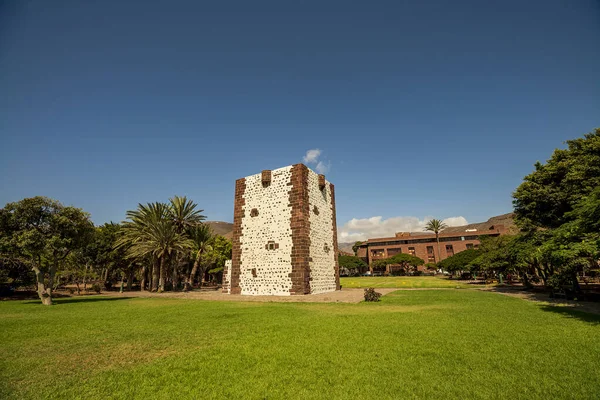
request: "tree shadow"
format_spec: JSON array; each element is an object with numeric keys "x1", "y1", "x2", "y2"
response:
[
  {"x1": 539, "y1": 305, "x2": 600, "y2": 325},
  {"x1": 22, "y1": 296, "x2": 134, "y2": 305}
]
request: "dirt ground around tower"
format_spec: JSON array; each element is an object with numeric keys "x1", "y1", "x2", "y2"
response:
[{"x1": 99, "y1": 287, "x2": 398, "y2": 303}]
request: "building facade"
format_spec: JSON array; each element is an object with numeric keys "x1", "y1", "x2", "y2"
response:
[
  {"x1": 223, "y1": 164, "x2": 340, "y2": 295},
  {"x1": 357, "y1": 221, "x2": 511, "y2": 271}
]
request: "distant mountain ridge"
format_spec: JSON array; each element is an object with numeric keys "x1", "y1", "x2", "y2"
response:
[
  {"x1": 205, "y1": 221, "x2": 234, "y2": 239},
  {"x1": 441, "y1": 213, "x2": 517, "y2": 234}
]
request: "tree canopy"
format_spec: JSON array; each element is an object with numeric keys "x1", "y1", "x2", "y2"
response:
[
  {"x1": 0, "y1": 197, "x2": 94, "y2": 304},
  {"x1": 513, "y1": 128, "x2": 600, "y2": 230},
  {"x1": 372, "y1": 253, "x2": 424, "y2": 273},
  {"x1": 464, "y1": 128, "x2": 600, "y2": 288},
  {"x1": 438, "y1": 248, "x2": 481, "y2": 273},
  {"x1": 338, "y1": 255, "x2": 367, "y2": 271},
  {"x1": 351, "y1": 242, "x2": 363, "y2": 256}
]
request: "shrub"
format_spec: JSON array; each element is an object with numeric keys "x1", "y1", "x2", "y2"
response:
[
  {"x1": 104, "y1": 281, "x2": 112, "y2": 290},
  {"x1": 547, "y1": 274, "x2": 569, "y2": 292},
  {"x1": 364, "y1": 287, "x2": 382, "y2": 302},
  {"x1": 424, "y1": 263, "x2": 438, "y2": 271},
  {"x1": 90, "y1": 283, "x2": 101, "y2": 294}
]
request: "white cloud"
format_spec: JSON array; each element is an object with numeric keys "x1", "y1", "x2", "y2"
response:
[
  {"x1": 303, "y1": 149, "x2": 321, "y2": 164},
  {"x1": 302, "y1": 148, "x2": 331, "y2": 174},
  {"x1": 338, "y1": 215, "x2": 468, "y2": 242},
  {"x1": 315, "y1": 161, "x2": 330, "y2": 174},
  {"x1": 442, "y1": 216, "x2": 468, "y2": 227}
]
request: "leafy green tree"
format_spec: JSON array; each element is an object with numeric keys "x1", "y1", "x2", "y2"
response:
[
  {"x1": 567, "y1": 186, "x2": 600, "y2": 240},
  {"x1": 469, "y1": 235, "x2": 516, "y2": 276},
  {"x1": 351, "y1": 241, "x2": 363, "y2": 256},
  {"x1": 338, "y1": 255, "x2": 367, "y2": 275},
  {"x1": 513, "y1": 128, "x2": 600, "y2": 230},
  {"x1": 510, "y1": 129, "x2": 600, "y2": 289},
  {"x1": 424, "y1": 219, "x2": 447, "y2": 263},
  {"x1": 0, "y1": 256, "x2": 35, "y2": 287},
  {"x1": 88, "y1": 223, "x2": 128, "y2": 285},
  {"x1": 539, "y1": 223, "x2": 598, "y2": 291},
  {"x1": 0, "y1": 197, "x2": 94, "y2": 305},
  {"x1": 202, "y1": 236, "x2": 232, "y2": 283},
  {"x1": 438, "y1": 249, "x2": 481, "y2": 274},
  {"x1": 372, "y1": 253, "x2": 424, "y2": 274}
]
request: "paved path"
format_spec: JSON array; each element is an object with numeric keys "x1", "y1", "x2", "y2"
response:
[{"x1": 102, "y1": 288, "x2": 398, "y2": 303}]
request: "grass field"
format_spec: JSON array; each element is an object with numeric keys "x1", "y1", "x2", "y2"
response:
[
  {"x1": 340, "y1": 275, "x2": 477, "y2": 288},
  {"x1": 1, "y1": 290, "x2": 599, "y2": 399}
]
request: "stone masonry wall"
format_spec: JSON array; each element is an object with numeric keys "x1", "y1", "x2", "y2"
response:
[
  {"x1": 223, "y1": 260, "x2": 232, "y2": 294},
  {"x1": 307, "y1": 170, "x2": 337, "y2": 293},
  {"x1": 229, "y1": 178, "x2": 246, "y2": 294},
  {"x1": 289, "y1": 164, "x2": 311, "y2": 294},
  {"x1": 227, "y1": 163, "x2": 339, "y2": 295},
  {"x1": 239, "y1": 166, "x2": 294, "y2": 295}
]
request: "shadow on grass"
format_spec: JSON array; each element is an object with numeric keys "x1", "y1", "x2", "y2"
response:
[
  {"x1": 22, "y1": 296, "x2": 135, "y2": 305},
  {"x1": 540, "y1": 305, "x2": 600, "y2": 325}
]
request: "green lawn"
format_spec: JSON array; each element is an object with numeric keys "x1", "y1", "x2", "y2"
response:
[
  {"x1": 1, "y1": 291, "x2": 599, "y2": 399},
  {"x1": 340, "y1": 275, "x2": 477, "y2": 288}
]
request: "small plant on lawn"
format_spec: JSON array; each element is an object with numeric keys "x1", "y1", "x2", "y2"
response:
[{"x1": 364, "y1": 287, "x2": 382, "y2": 302}]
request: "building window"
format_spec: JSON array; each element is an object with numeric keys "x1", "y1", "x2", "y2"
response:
[
  {"x1": 408, "y1": 247, "x2": 416, "y2": 256},
  {"x1": 474, "y1": 244, "x2": 479, "y2": 249},
  {"x1": 466, "y1": 243, "x2": 474, "y2": 250},
  {"x1": 371, "y1": 249, "x2": 385, "y2": 257},
  {"x1": 445, "y1": 244, "x2": 454, "y2": 257},
  {"x1": 265, "y1": 241, "x2": 279, "y2": 251},
  {"x1": 387, "y1": 248, "x2": 402, "y2": 256},
  {"x1": 426, "y1": 246, "x2": 435, "y2": 263}
]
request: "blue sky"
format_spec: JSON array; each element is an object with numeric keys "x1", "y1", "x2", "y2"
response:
[{"x1": 1, "y1": 0, "x2": 599, "y2": 241}]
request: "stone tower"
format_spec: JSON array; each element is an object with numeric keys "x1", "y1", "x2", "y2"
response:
[{"x1": 222, "y1": 164, "x2": 340, "y2": 295}]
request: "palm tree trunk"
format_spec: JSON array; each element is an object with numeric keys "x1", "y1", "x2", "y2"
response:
[
  {"x1": 172, "y1": 262, "x2": 179, "y2": 291},
  {"x1": 187, "y1": 250, "x2": 202, "y2": 289},
  {"x1": 151, "y1": 258, "x2": 159, "y2": 292},
  {"x1": 140, "y1": 265, "x2": 147, "y2": 291},
  {"x1": 158, "y1": 256, "x2": 166, "y2": 292},
  {"x1": 435, "y1": 233, "x2": 441, "y2": 263},
  {"x1": 127, "y1": 269, "x2": 134, "y2": 291}
]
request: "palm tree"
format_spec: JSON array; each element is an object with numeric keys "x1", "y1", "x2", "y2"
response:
[
  {"x1": 168, "y1": 196, "x2": 206, "y2": 233},
  {"x1": 131, "y1": 219, "x2": 193, "y2": 292},
  {"x1": 168, "y1": 196, "x2": 205, "y2": 289},
  {"x1": 117, "y1": 202, "x2": 168, "y2": 291},
  {"x1": 117, "y1": 202, "x2": 193, "y2": 292},
  {"x1": 185, "y1": 224, "x2": 214, "y2": 290},
  {"x1": 116, "y1": 198, "x2": 205, "y2": 292},
  {"x1": 424, "y1": 219, "x2": 448, "y2": 264}
]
